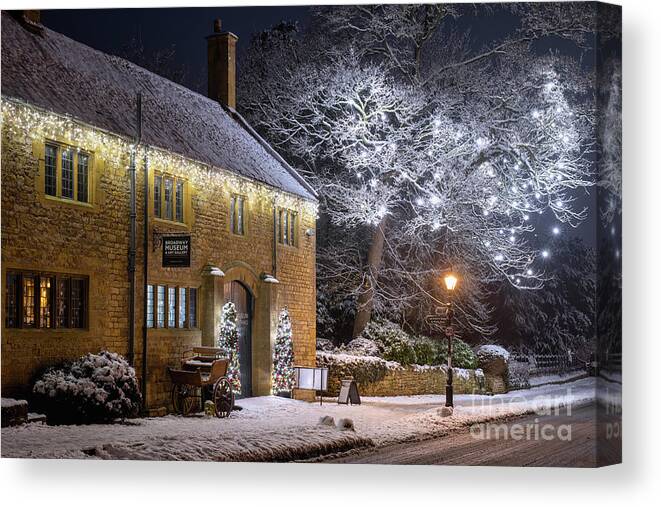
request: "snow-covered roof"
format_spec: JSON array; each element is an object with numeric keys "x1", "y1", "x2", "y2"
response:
[{"x1": 0, "y1": 13, "x2": 317, "y2": 201}]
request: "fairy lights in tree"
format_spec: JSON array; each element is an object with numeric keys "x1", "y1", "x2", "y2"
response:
[
  {"x1": 271, "y1": 307, "x2": 295, "y2": 394},
  {"x1": 217, "y1": 302, "x2": 241, "y2": 394}
]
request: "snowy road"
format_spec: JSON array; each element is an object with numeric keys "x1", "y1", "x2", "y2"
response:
[
  {"x1": 1, "y1": 378, "x2": 618, "y2": 462},
  {"x1": 323, "y1": 403, "x2": 622, "y2": 467}
]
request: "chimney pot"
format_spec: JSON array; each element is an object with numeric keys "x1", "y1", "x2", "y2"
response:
[{"x1": 214, "y1": 18, "x2": 222, "y2": 33}]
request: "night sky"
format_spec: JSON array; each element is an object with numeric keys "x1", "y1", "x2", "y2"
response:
[{"x1": 41, "y1": 6, "x2": 597, "y2": 248}]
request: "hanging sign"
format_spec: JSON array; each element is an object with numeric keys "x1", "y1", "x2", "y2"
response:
[{"x1": 162, "y1": 235, "x2": 191, "y2": 267}]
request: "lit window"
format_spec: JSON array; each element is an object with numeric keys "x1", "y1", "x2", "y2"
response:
[
  {"x1": 156, "y1": 285, "x2": 165, "y2": 328},
  {"x1": 45, "y1": 144, "x2": 57, "y2": 196},
  {"x1": 39, "y1": 276, "x2": 53, "y2": 328},
  {"x1": 43, "y1": 142, "x2": 90, "y2": 203},
  {"x1": 154, "y1": 173, "x2": 187, "y2": 224},
  {"x1": 278, "y1": 209, "x2": 297, "y2": 246},
  {"x1": 178, "y1": 287, "x2": 186, "y2": 328},
  {"x1": 230, "y1": 195, "x2": 245, "y2": 235},
  {"x1": 176, "y1": 180, "x2": 184, "y2": 223},
  {"x1": 22, "y1": 275, "x2": 35, "y2": 327},
  {"x1": 5, "y1": 271, "x2": 87, "y2": 329},
  {"x1": 61, "y1": 148, "x2": 74, "y2": 199},
  {"x1": 70, "y1": 278, "x2": 85, "y2": 328},
  {"x1": 146, "y1": 285, "x2": 154, "y2": 328},
  {"x1": 164, "y1": 177, "x2": 174, "y2": 221},
  {"x1": 189, "y1": 288, "x2": 197, "y2": 328},
  {"x1": 77, "y1": 153, "x2": 89, "y2": 203},
  {"x1": 5, "y1": 273, "x2": 19, "y2": 328},
  {"x1": 57, "y1": 277, "x2": 70, "y2": 328},
  {"x1": 168, "y1": 286, "x2": 176, "y2": 327},
  {"x1": 154, "y1": 175, "x2": 162, "y2": 218}
]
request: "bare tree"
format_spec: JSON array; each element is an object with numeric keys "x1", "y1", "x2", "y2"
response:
[{"x1": 240, "y1": 4, "x2": 600, "y2": 340}]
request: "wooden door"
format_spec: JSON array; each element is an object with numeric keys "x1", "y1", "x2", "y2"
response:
[{"x1": 224, "y1": 281, "x2": 253, "y2": 398}]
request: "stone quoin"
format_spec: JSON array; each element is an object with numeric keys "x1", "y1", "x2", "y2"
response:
[{"x1": 1, "y1": 11, "x2": 318, "y2": 412}]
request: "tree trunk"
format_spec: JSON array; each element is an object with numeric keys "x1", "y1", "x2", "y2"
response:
[{"x1": 352, "y1": 216, "x2": 389, "y2": 338}]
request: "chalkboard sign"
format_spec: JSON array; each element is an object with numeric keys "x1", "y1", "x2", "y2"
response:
[
  {"x1": 337, "y1": 379, "x2": 361, "y2": 405},
  {"x1": 162, "y1": 236, "x2": 191, "y2": 267}
]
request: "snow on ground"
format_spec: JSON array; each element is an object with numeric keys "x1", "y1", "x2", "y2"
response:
[
  {"x1": 1, "y1": 398, "x2": 27, "y2": 409},
  {"x1": 1, "y1": 378, "x2": 616, "y2": 462},
  {"x1": 528, "y1": 370, "x2": 587, "y2": 387}
]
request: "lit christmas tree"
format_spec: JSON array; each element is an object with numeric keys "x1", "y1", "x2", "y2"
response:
[
  {"x1": 272, "y1": 307, "x2": 295, "y2": 394},
  {"x1": 217, "y1": 302, "x2": 241, "y2": 394}
]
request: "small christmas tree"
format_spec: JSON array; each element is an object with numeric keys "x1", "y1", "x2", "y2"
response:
[
  {"x1": 272, "y1": 307, "x2": 295, "y2": 394},
  {"x1": 217, "y1": 302, "x2": 241, "y2": 394}
]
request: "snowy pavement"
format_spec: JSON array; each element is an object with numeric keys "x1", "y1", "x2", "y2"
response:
[{"x1": 1, "y1": 378, "x2": 618, "y2": 462}]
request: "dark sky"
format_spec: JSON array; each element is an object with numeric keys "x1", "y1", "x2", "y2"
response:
[
  {"x1": 41, "y1": 6, "x2": 597, "y2": 249},
  {"x1": 42, "y1": 6, "x2": 311, "y2": 92}
]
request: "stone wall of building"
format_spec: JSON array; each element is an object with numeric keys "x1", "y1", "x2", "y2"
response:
[{"x1": 1, "y1": 101, "x2": 317, "y2": 410}]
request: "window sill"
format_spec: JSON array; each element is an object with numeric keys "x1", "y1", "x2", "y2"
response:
[
  {"x1": 153, "y1": 217, "x2": 191, "y2": 230},
  {"x1": 43, "y1": 194, "x2": 94, "y2": 210}
]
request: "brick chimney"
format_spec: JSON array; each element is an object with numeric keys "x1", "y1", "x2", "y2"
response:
[
  {"x1": 11, "y1": 10, "x2": 43, "y2": 34},
  {"x1": 207, "y1": 18, "x2": 238, "y2": 109}
]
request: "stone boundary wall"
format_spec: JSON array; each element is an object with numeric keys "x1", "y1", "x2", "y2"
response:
[{"x1": 317, "y1": 352, "x2": 501, "y2": 397}]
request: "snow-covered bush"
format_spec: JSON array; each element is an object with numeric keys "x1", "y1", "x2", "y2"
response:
[
  {"x1": 507, "y1": 358, "x2": 531, "y2": 390},
  {"x1": 476, "y1": 344, "x2": 510, "y2": 376},
  {"x1": 32, "y1": 351, "x2": 141, "y2": 424},
  {"x1": 359, "y1": 320, "x2": 416, "y2": 365},
  {"x1": 316, "y1": 338, "x2": 336, "y2": 352},
  {"x1": 411, "y1": 336, "x2": 437, "y2": 366},
  {"x1": 340, "y1": 337, "x2": 381, "y2": 357},
  {"x1": 476, "y1": 344, "x2": 510, "y2": 362},
  {"x1": 316, "y1": 351, "x2": 393, "y2": 387},
  {"x1": 435, "y1": 338, "x2": 479, "y2": 369}
]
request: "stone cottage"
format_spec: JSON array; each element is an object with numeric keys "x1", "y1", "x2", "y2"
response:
[{"x1": 1, "y1": 11, "x2": 318, "y2": 412}]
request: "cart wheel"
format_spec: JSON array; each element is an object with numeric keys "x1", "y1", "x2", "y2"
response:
[
  {"x1": 172, "y1": 384, "x2": 197, "y2": 416},
  {"x1": 213, "y1": 378, "x2": 234, "y2": 418}
]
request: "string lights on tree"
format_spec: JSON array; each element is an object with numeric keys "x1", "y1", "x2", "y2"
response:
[
  {"x1": 217, "y1": 302, "x2": 241, "y2": 394},
  {"x1": 271, "y1": 307, "x2": 295, "y2": 394}
]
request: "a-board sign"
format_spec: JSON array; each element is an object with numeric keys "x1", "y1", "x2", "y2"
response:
[
  {"x1": 337, "y1": 379, "x2": 361, "y2": 405},
  {"x1": 162, "y1": 236, "x2": 191, "y2": 267}
]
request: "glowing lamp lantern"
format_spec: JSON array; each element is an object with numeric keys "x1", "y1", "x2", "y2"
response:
[
  {"x1": 293, "y1": 366, "x2": 329, "y2": 406},
  {"x1": 441, "y1": 272, "x2": 459, "y2": 408},
  {"x1": 444, "y1": 273, "x2": 458, "y2": 292}
]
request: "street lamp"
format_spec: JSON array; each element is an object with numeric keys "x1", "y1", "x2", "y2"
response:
[{"x1": 443, "y1": 273, "x2": 458, "y2": 407}]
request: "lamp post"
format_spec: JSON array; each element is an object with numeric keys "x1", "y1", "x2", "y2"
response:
[{"x1": 443, "y1": 273, "x2": 458, "y2": 408}]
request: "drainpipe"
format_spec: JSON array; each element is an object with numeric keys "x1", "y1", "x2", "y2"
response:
[
  {"x1": 128, "y1": 93, "x2": 142, "y2": 364},
  {"x1": 141, "y1": 123, "x2": 150, "y2": 412},
  {"x1": 272, "y1": 198, "x2": 278, "y2": 278}
]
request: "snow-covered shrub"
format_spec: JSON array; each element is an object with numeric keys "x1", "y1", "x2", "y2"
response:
[
  {"x1": 507, "y1": 358, "x2": 531, "y2": 390},
  {"x1": 411, "y1": 336, "x2": 437, "y2": 366},
  {"x1": 32, "y1": 351, "x2": 141, "y2": 424},
  {"x1": 435, "y1": 338, "x2": 479, "y2": 369},
  {"x1": 476, "y1": 344, "x2": 510, "y2": 376},
  {"x1": 360, "y1": 320, "x2": 416, "y2": 365},
  {"x1": 477, "y1": 344, "x2": 511, "y2": 362},
  {"x1": 316, "y1": 351, "x2": 392, "y2": 387},
  {"x1": 316, "y1": 338, "x2": 336, "y2": 352},
  {"x1": 340, "y1": 337, "x2": 381, "y2": 357}
]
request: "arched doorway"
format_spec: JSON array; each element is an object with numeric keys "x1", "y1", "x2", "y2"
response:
[{"x1": 224, "y1": 280, "x2": 253, "y2": 398}]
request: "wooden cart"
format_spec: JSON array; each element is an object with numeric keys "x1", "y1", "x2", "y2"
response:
[{"x1": 167, "y1": 358, "x2": 234, "y2": 418}]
